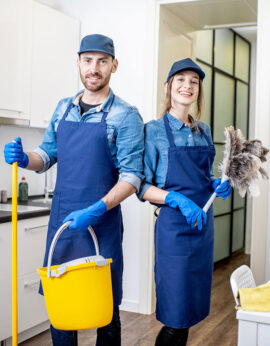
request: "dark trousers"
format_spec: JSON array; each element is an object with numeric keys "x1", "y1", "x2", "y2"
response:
[
  {"x1": 50, "y1": 306, "x2": 121, "y2": 346},
  {"x1": 155, "y1": 325, "x2": 189, "y2": 346}
]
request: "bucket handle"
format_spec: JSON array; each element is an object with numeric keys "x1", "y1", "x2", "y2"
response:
[{"x1": 47, "y1": 221, "x2": 100, "y2": 278}]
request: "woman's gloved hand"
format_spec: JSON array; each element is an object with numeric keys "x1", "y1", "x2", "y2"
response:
[
  {"x1": 212, "y1": 178, "x2": 231, "y2": 200},
  {"x1": 4, "y1": 137, "x2": 29, "y2": 168},
  {"x1": 165, "y1": 191, "x2": 207, "y2": 231},
  {"x1": 63, "y1": 200, "x2": 107, "y2": 231}
]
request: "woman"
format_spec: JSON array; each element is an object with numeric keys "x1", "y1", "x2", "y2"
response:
[{"x1": 139, "y1": 58, "x2": 231, "y2": 345}]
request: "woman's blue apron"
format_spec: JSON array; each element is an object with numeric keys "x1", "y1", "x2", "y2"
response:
[
  {"x1": 40, "y1": 99, "x2": 124, "y2": 306},
  {"x1": 155, "y1": 114, "x2": 216, "y2": 329}
]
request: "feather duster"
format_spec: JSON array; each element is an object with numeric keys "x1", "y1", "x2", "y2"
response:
[{"x1": 203, "y1": 126, "x2": 269, "y2": 213}]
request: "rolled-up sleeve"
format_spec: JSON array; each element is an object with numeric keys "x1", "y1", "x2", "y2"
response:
[
  {"x1": 33, "y1": 147, "x2": 51, "y2": 173},
  {"x1": 137, "y1": 123, "x2": 158, "y2": 200},
  {"x1": 34, "y1": 101, "x2": 63, "y2": 173},
  {"x1": 116, "y1": 107, "x2": 144, "y2": 191}
]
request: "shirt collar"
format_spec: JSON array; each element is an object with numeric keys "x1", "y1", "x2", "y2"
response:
[
  {"x1": 166, "y1": 112, "x2": 198, "y2": 131},
  {"x1": 72, "y1": 88, "x2": 114, "y2": 113}
]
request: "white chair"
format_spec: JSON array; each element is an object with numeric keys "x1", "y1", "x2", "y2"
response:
[{"x1": 230, "y1": 265, "x2": 256, "y2": 307}]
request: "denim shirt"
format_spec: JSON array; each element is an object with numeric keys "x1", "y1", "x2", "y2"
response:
[
  {"x1": 138, "y1": 112, "x2": 214, "y2": 199},
  {"x1": 34, "y1": 89, "x2": 144, "y2": 191}
]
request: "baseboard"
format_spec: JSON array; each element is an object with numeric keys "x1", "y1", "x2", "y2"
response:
[
  {"x1": 120, "y1": 299, "x2": 140, "y2": 313},
  {"x1": 4, "y1": 320, "x2": 50, "y2": 346}
]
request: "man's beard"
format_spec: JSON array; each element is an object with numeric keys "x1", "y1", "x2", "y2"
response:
[{"x1": 80, "y1": 71, "x2": 111, "y2": 92}]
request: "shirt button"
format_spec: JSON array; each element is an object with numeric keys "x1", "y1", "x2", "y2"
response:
[{"x1": 188, "y1": 134, "x2": 192, "y2": 137}]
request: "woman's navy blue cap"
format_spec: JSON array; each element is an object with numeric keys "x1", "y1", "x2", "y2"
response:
[
  {"x1": 78, "y1": 34, "x2": 115, "y2": 58},
  {"x1": 166, "y1": 58, "x2": 205, "y2": 82}
]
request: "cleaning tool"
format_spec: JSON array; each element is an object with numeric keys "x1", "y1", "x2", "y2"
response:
[
  {"x1": 12, "y1": 161, "x2": 18, "y2": 346},
  {"x1": 203, "y1": 126, "x2": 269, "y2": 213},
  {"x1": 37, "y1": 222, "x2": 113, "y2": 330}
]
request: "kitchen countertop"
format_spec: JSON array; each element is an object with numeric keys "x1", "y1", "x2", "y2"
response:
[{"x1": 0, "y1": 195, "x2": 51, "y2": 223}]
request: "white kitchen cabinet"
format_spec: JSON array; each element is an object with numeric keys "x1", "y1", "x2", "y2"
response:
[
  {"x1": 0, "y1": 0, "x2": 80, "y2": 127},
  {"x1": 0, "y1": 0, "x2": 32, "y2": 121},
  {"x1": 237, "y1": 309, "x2": 270, "y2": 346},
  {"x1": 0, "y1": 220, "x2": 12, "y2": 340},
  {"x1": 0, "y1": 215, "x2": 50, "y2": 343},
  {"x1": 30, "y1": 1, "x2": 80, "y2": 128}
]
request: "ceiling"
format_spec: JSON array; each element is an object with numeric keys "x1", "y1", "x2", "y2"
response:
[
  {"x1": 233, "y1": 26, "x2": 257, "y2": 42},
  {"x1": 164, "y1": 0, "x2": 257, "y2": 31}
]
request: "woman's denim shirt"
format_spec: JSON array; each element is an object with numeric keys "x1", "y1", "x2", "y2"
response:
[{"x1": 138, "y1": 112, "x2": 214, "y2": 199}]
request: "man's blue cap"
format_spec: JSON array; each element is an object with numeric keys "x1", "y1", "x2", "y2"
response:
[
  {"x1": 167, "y1": 58, "x2": 205, "y2": 82},
  {"x1": 78, "y1": 34, "x2": 115, "y2": 58}
]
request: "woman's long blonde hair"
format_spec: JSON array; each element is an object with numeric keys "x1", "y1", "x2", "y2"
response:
[{"x1": 160, "y1": 74, "x2": 205, "y2": 120}]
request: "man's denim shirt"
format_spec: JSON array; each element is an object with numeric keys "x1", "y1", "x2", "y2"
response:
[
  {"x1": 138, "y1": 112, "x2": 215, "y2": 199},
  {"x1": 35, "y1": 89, "x2": 144, "y2": 192}
]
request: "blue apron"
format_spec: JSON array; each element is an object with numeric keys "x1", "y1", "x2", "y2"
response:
[
  {"x1": 155, "y1": 114, "x2": 216, "y2": 329},
  {"x1": 40, "y1": 99, "x2": 123, "y2": 306}
]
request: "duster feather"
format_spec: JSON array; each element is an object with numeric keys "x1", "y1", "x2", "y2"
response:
[
  {"x1": 218, "y1": 126, "x2": 269, "y2": 198},
  {"x1": 202, "y1": 126, "x2": 269, "y2": 213}
]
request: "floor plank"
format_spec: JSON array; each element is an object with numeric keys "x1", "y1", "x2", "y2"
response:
[{"x1": 20, "y1": 252, "x2": 249, "y2": 346}]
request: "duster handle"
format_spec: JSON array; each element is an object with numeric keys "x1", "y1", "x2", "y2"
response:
[{"x1": 203, "y1": 175, "x2": 230, "y2": 213}]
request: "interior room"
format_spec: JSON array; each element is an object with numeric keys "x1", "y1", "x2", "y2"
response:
[{"x1": 1, "y1": 0, "x2": 270, "y2": 345}]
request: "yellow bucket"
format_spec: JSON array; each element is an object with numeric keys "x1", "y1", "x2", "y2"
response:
[{"x1": 37, "y1": 222, "x2": 113, "y2": 330}]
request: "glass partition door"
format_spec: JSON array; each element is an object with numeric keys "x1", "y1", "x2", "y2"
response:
[{"x1": 196, "y1": 29, "x2": 250, "y2": 262}]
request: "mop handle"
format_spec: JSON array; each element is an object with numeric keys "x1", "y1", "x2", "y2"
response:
[
  {"x1": 203, "y1": 175, "x2": 230, "y2": 213},
  {"x1": 47, "y1": 222, "x2": 100, "y2": 278},
  {"x1": 12, "y1": 162, "x2": 18, "y2": 346}
]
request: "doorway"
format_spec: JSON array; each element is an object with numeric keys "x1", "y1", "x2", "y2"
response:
[{"x1": 150, "y1": 0, "x2": 257, "y2": 312}]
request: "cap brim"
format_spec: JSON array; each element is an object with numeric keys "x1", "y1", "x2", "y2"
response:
[
  {"x1": 77, "y1": 48, "x2": 114, "y2": 58},
  {"x1": 167, "y1": 67, "x2": 205, "y2": 81}
]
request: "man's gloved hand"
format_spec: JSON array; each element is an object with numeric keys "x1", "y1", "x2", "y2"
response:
[
  {"x1": 4, "y1": 137, "x2": 29, "y2": 168},
  {"x1": 212, "y1": 178, "x2": 231, "y2": 200},
  {"x1": 63, "y1": 200, "x2": 107, "y2": 231},
  {"x1": 165, "y1": 191, "x2": 207, "y2": 231}
]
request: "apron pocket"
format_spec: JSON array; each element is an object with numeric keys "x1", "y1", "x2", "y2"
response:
[{"x1": 155, "y1": 213, "x2": 191, "y2": 256}]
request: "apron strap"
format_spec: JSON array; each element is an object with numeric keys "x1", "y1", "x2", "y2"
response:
[
  {"x1": 101, "y1": 95, "x2": 115, "y2": 123},
  {"x1": 163, "y1": 113, "x2": 176, "y2": 147},
  {"x1": 63, "y1": 103, "x2": 74, "y2": 120},
  {"x1": 197, "y1": 123, "x2": 213, "y2": 146}
]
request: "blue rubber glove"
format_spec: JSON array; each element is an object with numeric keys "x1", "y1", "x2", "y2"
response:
[
  {"x1": 63, "y1": 200, "x2": 107, "y2": 231},
  {"x1": 165, "y1": 191, "x2": 207, "y2": 231},
  {"x1": 4, "y1": 137, "x2": 29, "y2": 168},
  {"x1": 212, "y1": 178, "x2": 231, "y2": 200}
]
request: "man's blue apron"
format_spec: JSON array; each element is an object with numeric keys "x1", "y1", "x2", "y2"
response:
[
  {"x1": 40, "y1": 99, "x2": 123, "y2": 306},
  {"x1": 155, "y1": 113, "x2": 216, "y2": 329}
]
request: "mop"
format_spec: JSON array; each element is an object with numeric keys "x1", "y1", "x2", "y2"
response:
[
  {"x1": 203, "y1": 126, "x2": 269, "y2": 213},
  {"x1": 12, "y1": 161, "x2": 18, "y2": 346}
]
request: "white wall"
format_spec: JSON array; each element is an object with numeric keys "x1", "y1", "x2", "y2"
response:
[
  {"x1": 157, "y1": 6, "x2": 195, "y2": 116},
  {"x1": 251, "y1": 0, "x2": 270, "y2": 284}
]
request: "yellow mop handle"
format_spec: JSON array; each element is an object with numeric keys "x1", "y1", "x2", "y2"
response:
[{"x1": 12, "y1": 162, "x2": 18, "y2": 346}]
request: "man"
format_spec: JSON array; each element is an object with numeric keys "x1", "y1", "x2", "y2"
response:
[{"x1": 4, "y1": 34, "x2": 144, "y2": 346}]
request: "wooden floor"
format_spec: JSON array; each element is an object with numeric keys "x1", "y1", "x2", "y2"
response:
[{"x1": 21, "y1": 252, "x2": 249, "y2": 346}]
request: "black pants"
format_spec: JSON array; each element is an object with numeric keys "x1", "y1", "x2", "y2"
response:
[
  {"x1": 50, "y1": 306, "x2": 121, "y2": 346},
  {"x1": 155, "y1": 325, "x2": 189, "y2": 346}
]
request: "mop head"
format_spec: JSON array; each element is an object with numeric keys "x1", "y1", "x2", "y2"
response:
[{"x1": 218, "y1": 126, "x2": 269, "y2": 197}]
